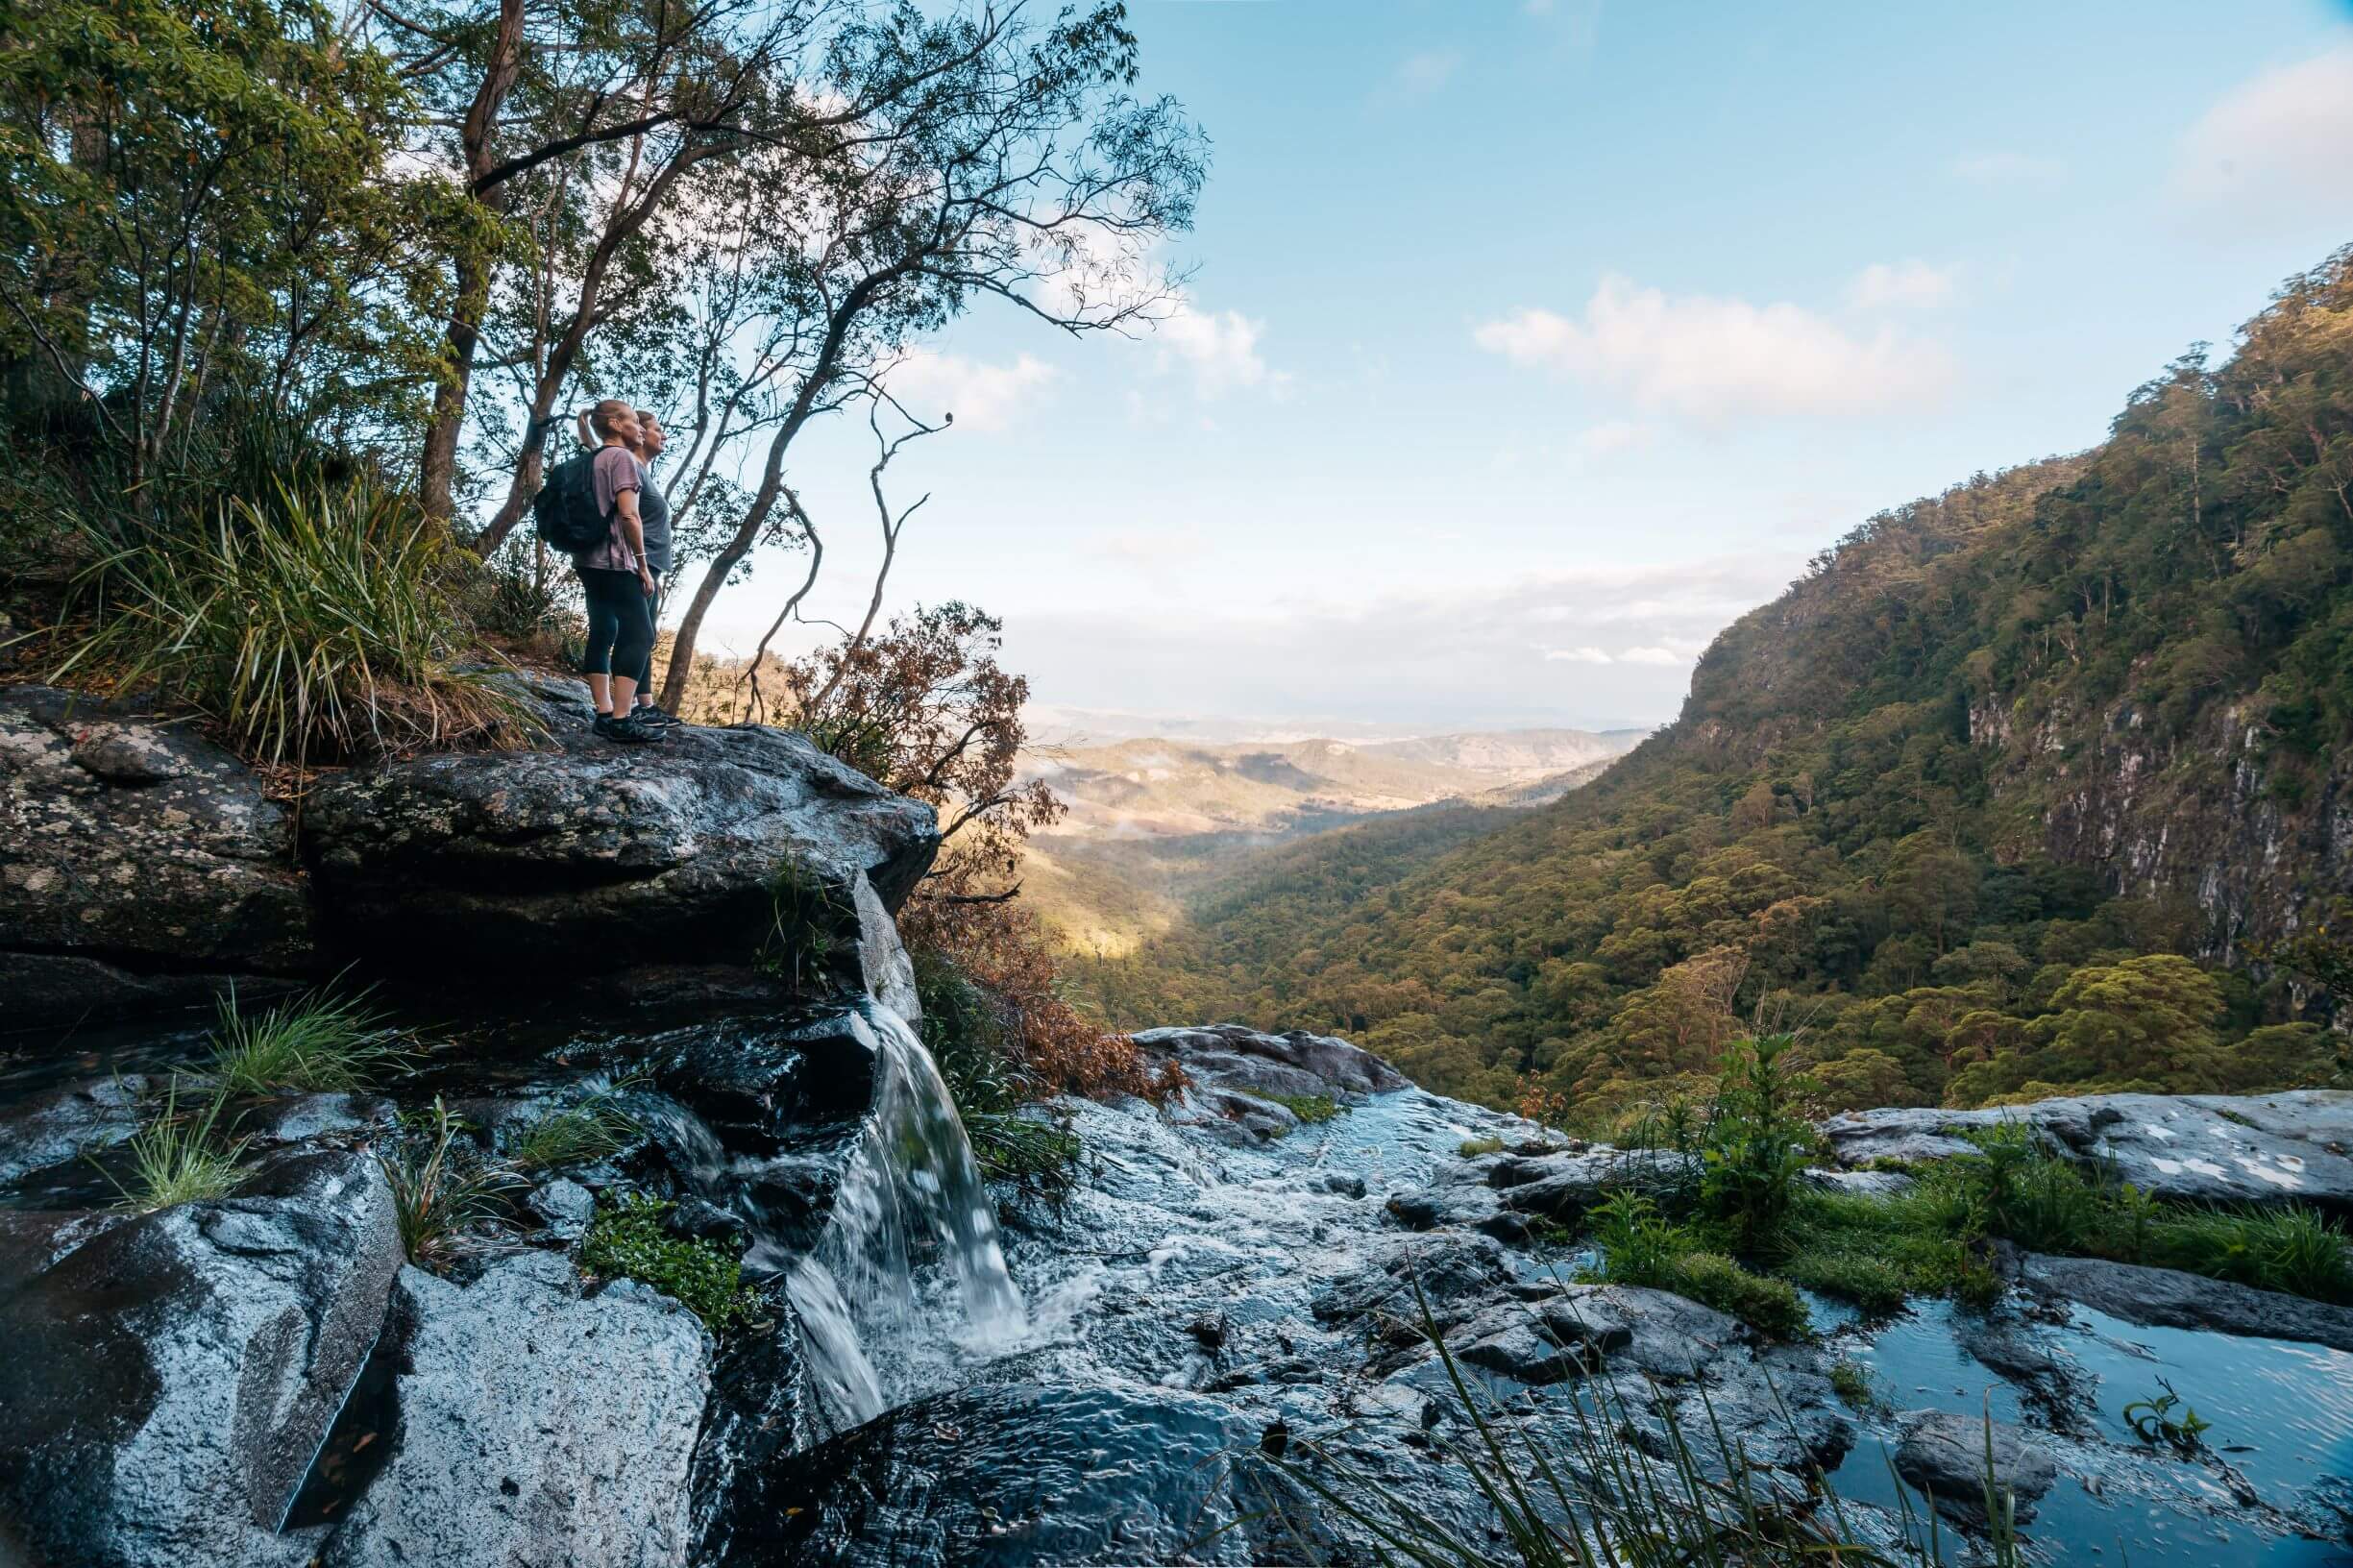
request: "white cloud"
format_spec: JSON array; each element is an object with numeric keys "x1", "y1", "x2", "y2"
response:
[
  {"x1": 1949, "y1": 151, "x2": 2065, "y2": 186},
  {"x1": 1154, "y1": 296, "x2": 1271, "y2": 397},
  {"x1": 883, "y1": 352, "x2": 1056, "y2": 432},
  {"x1": 1474, "y1": 276, "x2": 1950, "y2": 425},
  {"x1": 1848, "y1": 259, "x2": 1959, "y2": 311},
  {"x1": 1545, "y1": 646, "x2": 1614, "y2": 664},
  {"x1": 2173, "y1": 47, "x2": 2353, "y2": 218},
  {"x1": 1618, "y1": 646, "x2": 1687, "y2": 666},
  {"x1": 1575, "y1": 419, "x2": 1654, "y2": 456},
  {"x1": 1396, "y1": 49, "x2": 1463, "y2": 96}
]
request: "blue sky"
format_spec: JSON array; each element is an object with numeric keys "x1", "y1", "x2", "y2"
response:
[{"x1": 696, "y1": 0, "x2": 2353, "y2": 735}]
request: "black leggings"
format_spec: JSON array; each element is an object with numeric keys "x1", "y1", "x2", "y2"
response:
[
  {"x1": 635, "y1": 572, "x2": 660, "y2": 695},
  {"x1": 579, "y1": 567, "x2": 653, "y2": 685}
]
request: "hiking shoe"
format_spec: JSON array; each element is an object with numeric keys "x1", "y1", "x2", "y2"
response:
[
  {"x1": 632, "y1": 704, "x2": 683, "y2": 726},
  {"x1": 594, "y1": 712, "x2": 666, "y2": 745}
]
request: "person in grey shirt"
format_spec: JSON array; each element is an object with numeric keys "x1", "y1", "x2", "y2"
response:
[{"x1": 626, "y1": 407, "x2": 678, "y2": 724}]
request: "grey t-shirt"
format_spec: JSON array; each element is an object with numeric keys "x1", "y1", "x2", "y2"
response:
[{"x1": 635, "y1": 459, "x2": 672, "y2": 576}]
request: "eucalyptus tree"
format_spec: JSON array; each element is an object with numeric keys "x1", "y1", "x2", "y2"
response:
[{"x1": 644, "y1": 1, "x2": 1207, "y2": 710}]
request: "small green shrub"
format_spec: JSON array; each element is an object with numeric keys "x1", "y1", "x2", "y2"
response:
[
  {"x1": 106, "y1": 1083, "x2": 247, "y2": 1211},
  {"x1": 1665, "y1": 1251, "x2": 1810, "y2": 1339},
  {"x1": 581, "y1": 1194, "x2": 768, "y2": 1335},
  {"x1": 1781, "y1": 1247, "x2": 1908, "y2": 1315},
  {"x1": 1458, "y1": 1135, "x2": 1507, "y2": 1158},
  {"x1": 1695, "y1": 1035, "x2": 1815, "y2": 1252},
  {"x1": 508, "y1": 1088, "x2": 639, "y2": 1172},
  {"x1": 381, "y1": 1097, "x2": 519, "y2": 1266},
  {"x1": 208, "y1": 985, "x2": 406, "y2": 1095},
  {"x1": 1586, "y1": 1191, "x2": 1808, "y2": 1338},
  {"x1": 2122, "y1": 1379, "x2": 2212, "y2": 1454},
  {"x1": 1263, "y1": 1091, "x2": 1341, "y2": 1126}
]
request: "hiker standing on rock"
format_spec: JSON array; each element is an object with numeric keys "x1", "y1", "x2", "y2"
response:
[
  {"x1": 571, "y1": 399, "x2": 664, "y2": 745},
  {"x1": 625, "y1": 408, "x2": 680, "y2": 729}
]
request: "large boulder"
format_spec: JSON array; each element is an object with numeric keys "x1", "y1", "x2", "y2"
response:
[
  {"x1": 0, "y1": 686, "x2": 316, "y2": 1026},
  {"x1": 1133, "y1": 1024, "x2": 1408, "y2": 1100},
  {"x1": 0, "y1": 1151, "x2": 404, "y2": 1568},
  {"x1": 300, "y1": 684, "x2": 939, "y2": 985},
  {"x1": 1820, "y1": 1090, "x2": 2353, "y2": 1211},
  {"x1": 319, "y1": 1251, "x2": 713, "y2": 1567}
]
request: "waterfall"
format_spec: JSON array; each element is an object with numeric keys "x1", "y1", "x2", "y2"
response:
[{"x1": 775, "y1": 998, "x2": 1027, "y2": 1427}]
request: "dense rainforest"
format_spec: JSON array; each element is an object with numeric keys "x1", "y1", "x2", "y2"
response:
[{"x1": 1075, "y1": 248, "x2": 2353, "y2": 1126}]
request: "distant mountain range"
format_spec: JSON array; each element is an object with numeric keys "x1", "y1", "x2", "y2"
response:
[{"x1": 1013, "y1": 726, "x2": 1645, "y2": 952}]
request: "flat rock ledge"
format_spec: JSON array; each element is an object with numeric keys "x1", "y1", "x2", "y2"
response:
[
  {"x1": 0, "y1": 678, "x2": 940, "y2": 1029},
  {"x1": 1820, "y1": 1090, "x2": 2353, "y2": 1211}
]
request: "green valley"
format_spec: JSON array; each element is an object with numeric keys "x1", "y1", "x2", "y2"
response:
[{"x1": 1072, "y1": 248, "x2": 2353, "y2": 1126}]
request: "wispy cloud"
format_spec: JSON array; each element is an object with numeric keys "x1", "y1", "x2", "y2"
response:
[
  {"x1": 883, "y1": 352, "x2": 1057, "y2": 432},
  {"x1": 1848, "y1": 259, "x2": 1959, "y2": 311},
  {"x1": 1474, "y1": 276, "x2": 1951, "y2": 425},
  {"x1": 1949, "y1": 151, "x2": 2065, "y2": 186},
  {"x1": 1152, "y1": 295, "x2": 1274, "y2": 397},
  {"x1": 2172, "y1": 46, "x2": 2353, "y2": 221},
  {"x1": 1395, "y1": 49, "x2": 1464, "y2": 96},
  {"x1": 1545, "y1": 646, "x2": 1614, "y2": 664}
]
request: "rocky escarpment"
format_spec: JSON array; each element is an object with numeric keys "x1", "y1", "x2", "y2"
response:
[{"x1": 0, "y1": 679, "x2": 938, "y2": 1027}]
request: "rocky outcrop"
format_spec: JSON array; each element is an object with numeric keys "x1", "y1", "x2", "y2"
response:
[
  {"x1": 1821, "y1": 1089, "x2": 2353, "y2": 1211},
  {"x1": 0, "y1": 679, "x2": 939, "y2": 1028},
  {"x1": 0, "y1": 687, "x2": 315, "y2": 1024},
  {"x1": 0, "y1": 1151, "x2": 404, "y2": 1568},
  {"x1": 1132, "y1": 1023, "x2": 1409, "y2": 1140},
  {"x1": 2014, "y1": 1251, "x2": 2353, "y2": 1352},
  {"x1": 319, "y1": 1253, "x2": 712, "y2": 1568}
]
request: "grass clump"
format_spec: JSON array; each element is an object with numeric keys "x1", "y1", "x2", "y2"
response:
[
  {"x1": 1263, "y1": 1091, "x2": 1342, "y2": 1126},
  {"x1": 1458, "y1": 1135, "x2": 1507, "y2": 1158},
  {"x1": 59, "y1": 478, "x2": 530, "y2": 768},
  {"x1": 1828, "y1": 1360, "x2": 1878, "y2": 1410},
  {"x1": 966, "y1": 1111, "x2": 1084, "y2": 1197},
  {"x1": 207, "y1": 985, "x2": 407, "y2": 1096},
  {"x1": 381, "y1": 1097, "x2": 521, "y2": 1266},
  {"x1": 105, "y1": 1083, "x2": 248, "y2": 1211},
  {"x1": 1586, "y1": 1192, "x2": 1809, "y2": 1339},
  {"x1": 507, "y1": 1086, "x2": 639, "y2": 1172},
  {"x1": 581, "y1": 1194, "x2": 768, "y2": 1335},
  {"x1": 756, "y1": 856, "x2": 847, "y2": 992}
]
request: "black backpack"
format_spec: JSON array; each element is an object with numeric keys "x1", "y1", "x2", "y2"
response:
[{"x1": 531, "y1": 452, "x2": 609, "y2": 552}]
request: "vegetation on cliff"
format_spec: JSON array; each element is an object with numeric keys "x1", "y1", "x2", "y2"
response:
[{"x1": 1082, "y1": 250, "x2": 2353, "y2": 1123}]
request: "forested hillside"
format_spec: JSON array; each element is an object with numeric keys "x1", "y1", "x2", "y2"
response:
[{"x1": 1084, "y1": 249, "x2": 2353, "y2": 1123}]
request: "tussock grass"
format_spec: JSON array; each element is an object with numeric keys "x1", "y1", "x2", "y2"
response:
[
  {"x1": 207, "y1": 985, "x2": 407, "y2": 1096},
  {"x1": 507, "y1": 1087, "x2": 640, "y2": 1172},
  {"x1": 381, "y1": 1098, "x2": 521, "y2": 1265},
  {"x1": 106, "y1": 1082, "x2": 249, "y2": 1211},
  {"x1": 59, "y1": 478, "x2": 532, "y2": 767}
]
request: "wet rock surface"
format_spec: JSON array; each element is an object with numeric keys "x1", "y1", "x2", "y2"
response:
[
  {"x1": 2015, "y1": 1250, "x2": 2353, "y2": 1352},
  {"x1": 302, "y1": 683, "x2": 940, "y2": 980},
  {"x1": 1820, "y1": 1090, "x2": 2353, "y2": 1210},
  {"x1": 0, "y1": 1150, "x2": 403, "y2": 1568},
  {"x1": 0, "y1": 687, "x2": 315, "y2": 1026},
  {"x1": 1895, "y1": 1410, "x2": 2059, "y2": 1527},
  {"x1": 318, "y1": 1253, "x2": 712, "y2": 1568}
]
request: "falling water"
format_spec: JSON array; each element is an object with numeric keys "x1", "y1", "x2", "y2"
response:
[{"x1": 778, "y1": 999, "x2": 1026, "y2": 1427}]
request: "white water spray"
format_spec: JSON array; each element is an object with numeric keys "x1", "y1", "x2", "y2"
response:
[{"x1": 779, "y1": 1000, "x2": 1026, "y2": 1427}]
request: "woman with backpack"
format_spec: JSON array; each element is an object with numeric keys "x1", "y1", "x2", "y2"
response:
[{"x1": 571, "y1": 399, "x2": 664, "y2": 744}]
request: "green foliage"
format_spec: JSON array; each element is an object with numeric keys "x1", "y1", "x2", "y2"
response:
[
  {"x1": 1585, "y1": 1192, "x2": 1808, "y2": 1339},
  {"x1": 1828, "y1": 1360, "x2": 1879, "y2": 1411},
  {"x1": 380, "y1": 1097, "x2": 519, "y2": 1267},
  {"x1": 1089, "y1": 251, "x2": 2353, "y2": 1120},
  {"x1": 507, "y1": 1087, "x2": 639, "y2": 1173},
  {"x1": 581, "y1": 1194, "x2": 767, "y2": 1336},
  {"x1": 59, "y1": 478, "x2": 530, "y2": 766},
  {"x1": 756, "y1": 857, "x2": 847, "y2": 992},
  {"x1": 1694, "y1": 1036, "x2": 1813, "y2": 1251},
  {"x1": 207, "y1": 985, "x2": 406, "y2": 1096},
  {"x1": 1262, "y1": 1091, "x2": 1341, "y2": 1126},
  {"x1": 1458, "y1": 1135, "x2": 1507, "y2": 1158},
  {"x1": 963, "y1": 1112, "x2": 1084, "y2": 1197},
  {"x1": 2122, "y1": 1380, "x2": 2212, "y2": 1454},
  {"x1": 105, "y1": 1083, "x2": 248, "y2": 1211}
]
